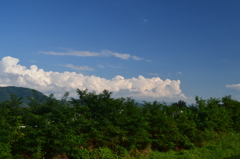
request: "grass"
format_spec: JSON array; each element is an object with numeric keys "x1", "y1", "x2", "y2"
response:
[
  {"x1": 114, "y1": 132, "x2": 240, "y2": 159},
  {"x1": 52, "y1": 132, "x2": 240, "y2": 159}
]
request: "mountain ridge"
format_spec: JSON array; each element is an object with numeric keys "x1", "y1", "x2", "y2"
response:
[{"x1": 0, "y1": 86, "x2": 46, "y2": 103}]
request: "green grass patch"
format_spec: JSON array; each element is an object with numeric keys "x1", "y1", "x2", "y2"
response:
[{"x1": 144, "y1": 132, "x2": 240, "y2": 159}]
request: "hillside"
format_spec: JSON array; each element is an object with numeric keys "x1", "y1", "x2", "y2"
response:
[{"x1": 0, "y1": 86, "x2": 46, "y2": 103}]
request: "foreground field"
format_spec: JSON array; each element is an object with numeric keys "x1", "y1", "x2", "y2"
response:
[
  {"x1": 144, "y1": 132, "x2": 240, "y2": 159},
  {"x1": 54, "y1": 132, "x2": 239, "y2": 159},
  {"x1": 54, "y1": 133, "x2": 240, "y2": 159}
]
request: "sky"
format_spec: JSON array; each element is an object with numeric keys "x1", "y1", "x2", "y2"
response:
[{"x1": 0, "y1": 0, "x2": 240, "y2": 103}]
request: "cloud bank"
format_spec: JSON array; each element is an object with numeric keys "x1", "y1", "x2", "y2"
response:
[
  {"x1": 39, "y1": 49, "x2": 146, "y2": 61},
  {"x1": 0, "y1": 56, "x2": 187, "y2": 102},
  {"x1": 226, "y1": 84, "x2": 240, "y2": 91}
]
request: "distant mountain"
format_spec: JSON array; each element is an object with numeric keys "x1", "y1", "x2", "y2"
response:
[{"x1": 0, "y1": 86, "x2": 46, "y2": 104}]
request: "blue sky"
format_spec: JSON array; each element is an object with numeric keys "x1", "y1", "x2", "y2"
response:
[{"x1": 0, "y1": 0, "x2": 240, "y2": 103}]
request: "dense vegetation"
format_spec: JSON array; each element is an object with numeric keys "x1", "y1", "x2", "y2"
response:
[{"x1": 0, "y1": 88, "x2": 240, "y2": 159}]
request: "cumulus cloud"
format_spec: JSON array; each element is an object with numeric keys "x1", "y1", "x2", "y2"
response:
[
  {"x1": 61, "y1": 64, "x2": 94, "y2": 71},
  {"x1": 0, "y1": 56, "x2": 187, "y2": 102},
  {"x1": 226, "y1": 84, "x2": 240, "y2": 91},
  {"x1": 39, "y1": 48, "x2": 147, "y2": 61}
]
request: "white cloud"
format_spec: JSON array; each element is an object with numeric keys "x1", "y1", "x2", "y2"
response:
[
  {"x1": 108, "y1": 64, "x2": 122, "y2": 68},
  {"x1": 143, "y1": 19, "x2": 148, "y2": 23},
  {"x1": 226, "y1": 84, "x2": 240, "y2": 91},
  {"x1": 97, "y1": 65, "x2": 104, "y2": 68},
  {"x1": 30, "y1": 60, "x2": 37, "y2": 63},
  {"x1": 0, "y1": 56, "x2": 188, "y2": 102},
  {"x1": 177, "y1": 72, "x2": 182, "y2": 75},
  {"x1": 132, "y1": 55, "x2": 144, "y2": 61},
  {"x1": 149, "y1": 73, "x2": 159, "y2": 76},
  {"x1": 39, "y1": 48, "x2": 147, "y2": 61},
  {"x1": 39, "y1": 50, "x2": 99, "y2": 56},
  {"x1": 61, "y1": 64, "x2": 94, "y2": 71}
]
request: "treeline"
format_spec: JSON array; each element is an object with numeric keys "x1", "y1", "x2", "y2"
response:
[{"x1": 0, "y1": 89, "x2": 240, "y2": 158}]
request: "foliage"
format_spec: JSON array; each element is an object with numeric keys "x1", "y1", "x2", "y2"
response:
[
  {"x1": 0, "y1": 88, "x2": 240, "y2": 158},
  {"x1": 0, "y1": 106, "x2": 12, "y2": 159}
]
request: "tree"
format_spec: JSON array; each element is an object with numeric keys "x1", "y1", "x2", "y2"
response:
[
  {"x1": 143, "y1": 101, "x2": 181, "y2": 151},
  {"x1": 222, "y1": 95, "x2": 240, "y2": 132},
  {"x1": 0, "y1": 102, "x2": 12, "y2": 159}
]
